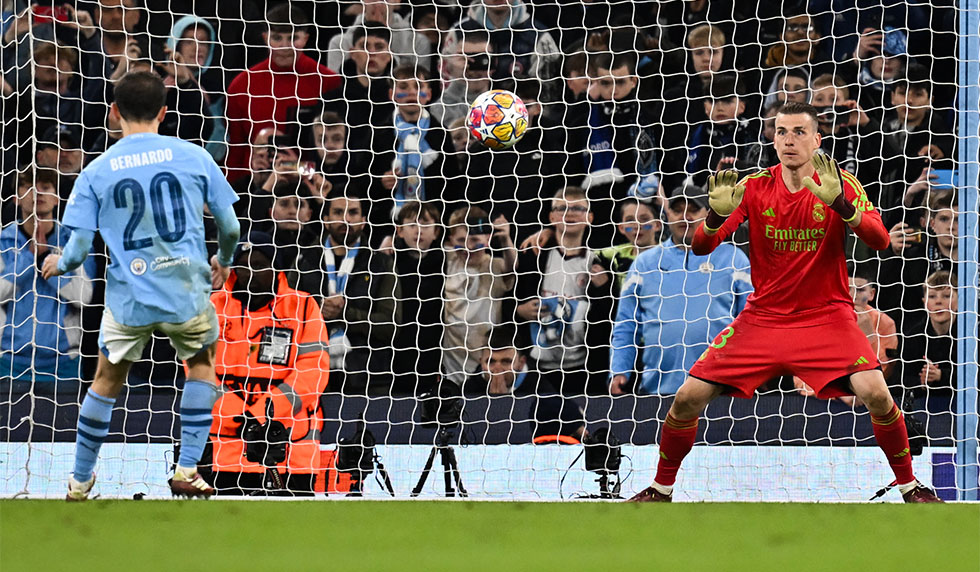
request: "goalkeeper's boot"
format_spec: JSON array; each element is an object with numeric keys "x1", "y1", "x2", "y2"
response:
[
  {"x1": 169, "y1": 466, "x2": 215, "y2": 499},
  {"x1": 902, "y1": 482, "x2": 944, "y2": 503},
  {"x1": 66, "y1": 473, "x2": 95, "y2": 502},
  {"x1": 627, "y1": 485, "x2": 672, "y2": 503}
]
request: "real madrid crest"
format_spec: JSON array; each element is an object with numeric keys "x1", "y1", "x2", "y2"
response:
[{"x1": 812, "y1": 203, "x2": 826, "y2": 222}]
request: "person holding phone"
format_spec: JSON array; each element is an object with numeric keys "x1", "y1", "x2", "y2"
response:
[
  {"x1": 880, "y1": 190, "x2": 957, "y2": 332},
  {"x1": 882, "y1": 63, "x2": 956, "y2": 188},
  {"x1": 808, "y1": 72, "x2": 896, "y2": 211}
]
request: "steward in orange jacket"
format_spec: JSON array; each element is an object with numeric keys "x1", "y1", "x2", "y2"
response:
[{"x1": 207, "y1": 234, "x2": 330, "y2": 495}]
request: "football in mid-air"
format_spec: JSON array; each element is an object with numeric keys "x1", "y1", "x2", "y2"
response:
[{"x1": 466, "y1": 89, "x2": 529, "y2": 150}]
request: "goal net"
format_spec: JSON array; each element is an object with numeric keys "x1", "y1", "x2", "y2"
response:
[{"x1": 1, "y1": 0, "x2": 976, "y2": 501}]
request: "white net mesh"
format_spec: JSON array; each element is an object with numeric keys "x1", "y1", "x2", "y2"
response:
[{"x1": 0, "y1": 0, "x2": 976, "y2": 501}]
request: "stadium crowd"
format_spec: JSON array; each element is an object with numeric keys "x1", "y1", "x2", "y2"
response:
[{"x1": 0, "y1": 0, "x2": 961, "y2": 409}]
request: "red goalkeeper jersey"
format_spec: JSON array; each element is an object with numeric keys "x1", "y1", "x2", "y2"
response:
[{"x1": 692, "y1": 163, "x2": 889, "y2": 328}]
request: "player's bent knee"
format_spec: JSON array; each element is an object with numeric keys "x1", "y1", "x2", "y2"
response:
[
  {"x1": 849, "y1": 371, "x2": 893, "y2": 414},
  {"x1": 671, "y1": 377, "x2": 716, "y2": 419}
]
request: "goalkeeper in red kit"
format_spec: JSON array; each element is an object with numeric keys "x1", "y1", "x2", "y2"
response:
[{"x1": 629, "y1": 102, "x2": 942, "y2": 503}]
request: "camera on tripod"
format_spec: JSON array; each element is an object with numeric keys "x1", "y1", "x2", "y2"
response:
[
  {"x1": 242, "y1": 400, "x2": 289, "y2": 493},
  {"x1": 583, "y1": 427, "x2": 623, "y2": 498},
  {"x1": 412, "y1": 379, "x2": 468, "y2": 497},
  {"x1": 418, "y1": 381, "x2": 464, "y2": 429},
  {"x1": 336, "y1": 416, "x2": 394, "y2": 497}
]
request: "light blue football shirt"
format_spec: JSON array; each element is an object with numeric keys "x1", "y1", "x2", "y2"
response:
[{"x1": 63, "y1": 133, "x2": 238, "y2": 327}]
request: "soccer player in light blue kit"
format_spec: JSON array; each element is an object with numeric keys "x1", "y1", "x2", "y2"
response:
[{"x1": 42, "y1": 71, "x2": 241, "y2": 500}]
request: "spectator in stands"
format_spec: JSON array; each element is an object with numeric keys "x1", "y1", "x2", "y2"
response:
[
  {"x1": 231, "y1": 126, "x2": 280, "y2": 214},
  {"x1": 225, "y1": 4, "x2": 340, "y2": 183},
  {"x1": 849, "y1": 27, "x2": 909, "y2": 114},
  {"x1": 683, "y1": 74, "x2": 766, "y2": 187},
  {"x1": 476, "y1": 327, "x2": 543, "y2": 396},
  {"x1": 464, "y1": 80, "x2": 559, "y2": 240},
  {"x1": 430, "y1": 29, "x2": 493, "y2": 128},
  {"x1": 575, "y1": 51, "x2": 660, "y2": 246},
  {"x1": 809, "y1": 73, "x2": 895, "y2": 205},
  {"x1": 594, "y1": 199, "x2": 661, "y2": 293},
  {"x1": 441, "y1": 207, "x2": 516, "y2": 385},
  {"x1": 410, "y1": 4, "x2": 453, "y2": 54},
  {"x1": 154, "y1": 43, "x2": 213, "y2": 147},
  {"x1": 757, "y1": 101, "x2": 782, "y2": 168},
  {"x1": 880, "y1": 190, "x2": 957, "y2": 331},
  {"x1": 36, "y1": 125, "x2": 82, "y2": 176},
  {"x1": 660, "y1": 24, "x2": 732, "y2": 156},
  {"x1": 167, "y1": 13, "x2": 227, "y2": 156},
  {"x1": 234, "y1": 133, "x2": 302, "y2": 233},
  {"x1": 0, "y1": 167, "x2": 95, "y2": 383},
  {"x1": 35, "y1": 125, "x2": 83, "y2": 199},
  {"x1": 208, "y1": 233, "x2": 330, "y2": 495},
  {"x1": 372, "y1": 65, "x2": 460, "y2": 224},
  {"x1": 898, "y1": 270, "x2": 957, "y2": 396},
  {"x1": 24, "y1": 42, "x2": 82, "y2": 145},
  {"x1": 326, "y1": 24, "x2": 395, "y2": 161},
  {"x1": 94, "y1": 0, "x2": 145, "y2": 70},
  {"x1": 530, "y1": 198, "x2": 661, "y2": 294},
  {"x1": 850, "y1": 264, "x2": 899, "y2": 381},
  {"x1": 762, "y1": 67, "x2": 810, "y2": 109},
  {"x1": 686, "y1": 24, "x2": 727, "y2": 91},
  {"x1": 882, "y1": 63, "x2": 955, "y2": 184},
  {"x1": 446, "y1": 116, "x2": 473, "y2": 172},
  {"x1": 442, "y1": 0, "x2": 559, "y2": 86},
  {"x1": 514, "y1": 187, "x2": 613, "y2": 396},
  {"x1": 263, "y1": 186, "x2": 319, "y2": 272},
  {"x1": 326, "y1": 0, "x2": 432, "y2": 73},
  {"x1": 609, "y1": 185, "x2": 751, "y2": 395},
  {"x1": 297, "y1": 194, "x2": 399, "y2": 394},
  {"x1": 304, "y1": 110, "x2": 368, "y2": 199},
  {"x1": 760, "y1": 10, "x2": 832, "y2": 86},
  {"x1": 168, "y1": 16, "x2": 223, "y2": 107},
  {"x1": 389, "y1": 201, "x2": 445, "y2": 391}
]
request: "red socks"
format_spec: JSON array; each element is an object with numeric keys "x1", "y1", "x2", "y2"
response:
[
  {"x1": 654, "y1": 413, "x2": 699, "y2": 487},
  {"x1": 871, "y1": 403, "x2": 915, "y2": 484}
]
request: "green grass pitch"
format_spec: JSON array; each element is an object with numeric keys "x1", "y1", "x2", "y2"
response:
[{"x1": 2, "y1": 500, "x2": 977, "y2": 571}]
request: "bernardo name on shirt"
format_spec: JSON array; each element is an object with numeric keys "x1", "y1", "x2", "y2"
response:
[{"x1": 109, "y1": 148, "x2": 174, "y2": 171}]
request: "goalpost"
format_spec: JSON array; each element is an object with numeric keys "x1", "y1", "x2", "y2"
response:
[{"x1": 1, "y1": 0, "x2": 977, "y2": 501}]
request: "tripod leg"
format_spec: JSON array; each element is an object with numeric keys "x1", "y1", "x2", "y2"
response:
[
  {"x1": 444, "y1": 447, "x2": 468, "y2": 497},
  {"x1": 375, "y1": 461, "x2": 396, "y2": 497},
  {"x1": 440, "y1": 448, "x2": 455, "y2": 497},
  {"x1": 411, "y1": 446, "x2": 439, "y2": 497}
]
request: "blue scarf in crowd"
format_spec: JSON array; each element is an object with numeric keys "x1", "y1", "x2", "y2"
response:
[
  {"x1": 586, "y1": 102, "x2": 616, "y2": 175},
  {"x1": 393, "y1": 110, "x2": 433, "y2": 212},
  {"x1": 322, "y1": 236, "x2": 360, "y2": 341}
]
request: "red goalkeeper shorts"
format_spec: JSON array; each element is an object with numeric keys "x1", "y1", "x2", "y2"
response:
[{"x1": 688, "y1": 316, "x2": 880, "y2": 399}]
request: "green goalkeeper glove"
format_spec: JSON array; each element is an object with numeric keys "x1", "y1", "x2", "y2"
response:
[
  {"x1": 802, "y1": 153, "x2": 843, "y2": 205},
  {"x1": 707, "y1": 170, "x2": 746, "y2": 217}
]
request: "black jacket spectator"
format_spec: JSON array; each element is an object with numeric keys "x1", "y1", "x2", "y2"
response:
[
  {"x1": 297, "y1": 242, "x2": 400, "y2": 395},
  {"x1": 391, "y1": 237, "x2": 445, "y2": 389},
  {"x1": 898, "y1": 316, "x2": 955, "y2": 394}
]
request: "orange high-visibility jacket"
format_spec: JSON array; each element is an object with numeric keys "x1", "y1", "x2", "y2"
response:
[{"x1": 209, "y1": 272, "x2": 330, "y2": 475}]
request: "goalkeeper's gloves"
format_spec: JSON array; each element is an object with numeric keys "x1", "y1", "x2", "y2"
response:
[
  {"x1": 704, "y1": 170, "x2": 745, "y2": 231},
  {"x1": 801, "y1": 153, "x2": 843, "y2": 205},
  {"x1": 802, "y1": 153, "x2": 858, "y2": 222}
]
